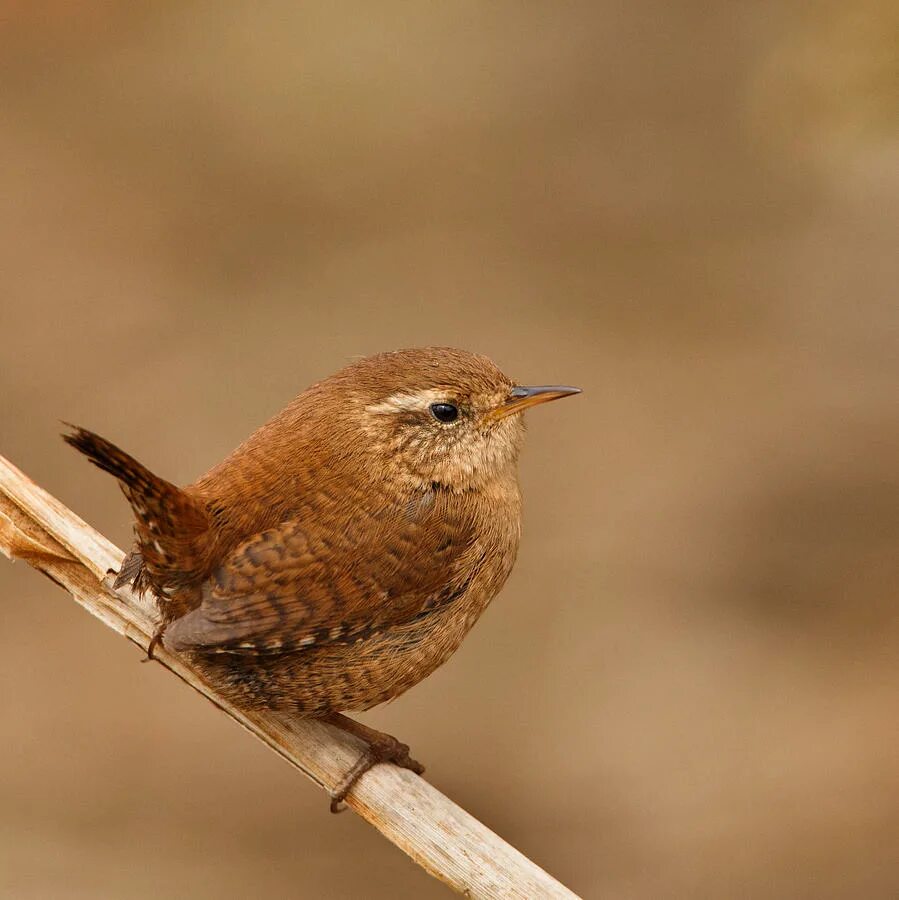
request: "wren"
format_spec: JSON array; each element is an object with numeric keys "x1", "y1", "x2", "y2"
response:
[{"x1": 64, "y1": 347, "x2": 580, "y2": 809}]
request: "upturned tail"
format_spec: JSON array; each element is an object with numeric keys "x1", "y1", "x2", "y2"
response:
[{"x1": 63, "y1": 426, "x2": 210, "y2": 593}]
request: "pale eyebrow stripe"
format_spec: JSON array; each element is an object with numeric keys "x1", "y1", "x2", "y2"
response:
[{"x1": 366, "y1": 388, "x2": 449, "y2": 414}]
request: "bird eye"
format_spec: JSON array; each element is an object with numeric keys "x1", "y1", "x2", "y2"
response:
[{"x1": 429, "y1": 402, "x2": 459, "y2": 423}]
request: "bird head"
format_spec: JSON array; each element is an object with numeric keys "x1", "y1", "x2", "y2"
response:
[{"x1": 323, "y1": 347, "x2": 580, "y2": 492}]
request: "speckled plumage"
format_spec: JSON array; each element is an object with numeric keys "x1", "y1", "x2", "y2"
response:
[{"x1": 65, "y1": 348, "x2": 578, "y2": 719}]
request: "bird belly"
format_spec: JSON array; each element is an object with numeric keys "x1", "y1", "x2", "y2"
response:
[{"x1": 191, "y1": 574, "x2": 505, "y2": 716}]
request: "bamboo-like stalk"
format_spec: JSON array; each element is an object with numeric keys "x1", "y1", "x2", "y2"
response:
[{"x1": 0, "y1": 453, "x2": 579, "y2": 899}]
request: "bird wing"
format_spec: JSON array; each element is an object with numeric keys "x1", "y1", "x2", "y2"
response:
[{"x1": 162, "y1": 493, "x2": 478, "y2": 654}]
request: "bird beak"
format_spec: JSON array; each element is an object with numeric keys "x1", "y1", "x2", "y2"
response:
[{"x1": 488, "y1": 385, "x2": 582, "y2": 421}]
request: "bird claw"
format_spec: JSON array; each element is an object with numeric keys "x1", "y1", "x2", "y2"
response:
[
  {"x1": 140, "y1": 626, "x2": 165, "y2": 663},
  {"x1": 328, "y1": 727, "x2": 425, "y2": 813}
]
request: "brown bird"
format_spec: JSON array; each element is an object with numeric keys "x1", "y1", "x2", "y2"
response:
[{"x1": 64, "y1": 347, "x2": 579, "y2": 809}]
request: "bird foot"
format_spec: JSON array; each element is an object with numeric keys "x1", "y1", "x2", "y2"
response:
[
  {"x1": 325, "y1": 713, "x2": 425, "y2": 813},
  {"x1": 103, "y1": 566, "x2": 165, "y2": 664},
  {"x1": 140, "y1": 625, "x2": 166, "y2": 663}
]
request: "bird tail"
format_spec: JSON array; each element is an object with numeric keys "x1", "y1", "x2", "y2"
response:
[{"x1": 63, "y1": 425, "x2": 210, "y2": 590}]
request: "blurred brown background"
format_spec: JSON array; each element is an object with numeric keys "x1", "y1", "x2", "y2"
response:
[{"x1": 1, "y1": 2, "x2": 897, "y2": 897}]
